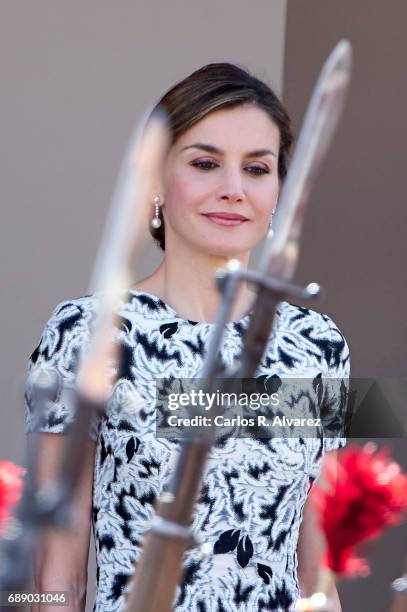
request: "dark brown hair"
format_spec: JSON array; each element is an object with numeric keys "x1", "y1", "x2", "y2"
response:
[{"x1": 150, "y1": 62, "x2": 293, "y2": 251}]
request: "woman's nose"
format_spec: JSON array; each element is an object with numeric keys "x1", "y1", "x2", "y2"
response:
[{"x1": 218, "y1": 168, "x2": 244, "y2": 203}]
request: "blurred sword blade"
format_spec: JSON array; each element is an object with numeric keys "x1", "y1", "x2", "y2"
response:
[{"x1": 259, "y1": 39, "x2": 353, "y2": 281}]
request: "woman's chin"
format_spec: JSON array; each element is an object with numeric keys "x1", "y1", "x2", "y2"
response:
[
  {"x1": 166, "y1": 229, "x2": 259, "y2": 258},
  {"x1": 196, "y1": 239, "x2": 253, "y2": 259}
]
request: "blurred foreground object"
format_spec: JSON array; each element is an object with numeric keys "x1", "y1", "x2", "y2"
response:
[
  {"x1": 0, "y1": 461, "x2": 24, "y2": 534},
  {"x1": 80, "y1": 108, "x2": 170, "y2": 402},
  {"x1": 295, "y1": 444, "x2": 407, "y2": 610},
  {"x1": 0, "y1": 111, "x2": 169, "y2": 607},
  {"x1": 315, "y1": 443, "x2": 407, "y2": 577}
]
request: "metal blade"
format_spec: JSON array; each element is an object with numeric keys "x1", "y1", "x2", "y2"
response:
[
  {"x1": 89, "y1": 108, "x2": 168, "y2": 296},
  {"x1": 80, "y1": 110, "x2": 169, "y2": 401},
  {"x1": 258, "y1": 39, "x2": 353, "y2": 281},
  {"x1": 0, "y1": 111, "x2": 170, "y2": 605}
]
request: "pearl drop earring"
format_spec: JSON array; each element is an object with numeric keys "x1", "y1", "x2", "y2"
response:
[
  {"x1": 151, "y1": 195, "x2": 162, "y2": 229},
  {"x1": 267, "y1": 206, "x2": 277, "y2": 239}
]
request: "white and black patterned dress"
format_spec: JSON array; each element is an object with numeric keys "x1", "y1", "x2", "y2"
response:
[{"x1": 25, "y1": 290, "x2": 350, "y2": 612}]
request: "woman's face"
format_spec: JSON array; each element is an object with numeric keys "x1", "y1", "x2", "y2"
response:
[{"x1": 161, "y1": 104, "x2": 281, "y2": 258}]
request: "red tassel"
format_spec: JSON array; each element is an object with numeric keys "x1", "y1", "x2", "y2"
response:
[
  {"x1": 0, "y1": 460, "x2": 24, "y2": 533},
  {"x1": 312, "y1": 443, "x2": 407, "y2": 577}
]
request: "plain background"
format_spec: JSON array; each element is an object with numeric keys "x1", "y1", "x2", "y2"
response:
[
  {"x1": 1, "y1": 2, "x2": 406, "y2": 611},
  {"x1": 284, "y1": 1, "x2": 407, "y2": 610}
]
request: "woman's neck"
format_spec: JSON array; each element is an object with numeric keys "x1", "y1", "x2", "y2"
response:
[{"x1": 133, "y1": 242, "x2": 255, "y2": 324}]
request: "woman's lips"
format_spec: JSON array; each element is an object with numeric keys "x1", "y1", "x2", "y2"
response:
[{"x1": 203, "y1": 212, "x2": 249, "y2": 227}]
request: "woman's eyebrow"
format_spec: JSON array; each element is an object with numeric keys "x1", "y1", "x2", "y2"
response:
[{"x1": 181, "y1": 142, "x2": 276, "y2": 158}]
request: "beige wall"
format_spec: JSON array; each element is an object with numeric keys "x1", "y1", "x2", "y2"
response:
[
  {"x1": 284, "y1": 1, "x2": 407, "y2": 610},
  {"x1": 0, "y1": 3, "x2": 287, "y2": 609},
  {"x1": 284, "y1": 0, "x2": 407, "y2": 379}
]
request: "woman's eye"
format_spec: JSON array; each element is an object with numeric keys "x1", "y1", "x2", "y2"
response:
[
  {"x1": 245, "y1": 165, "x2": 270, "y2": 176},
  {"x1": 190, "y1": 160, "x2": 218, "y2": 170},
  {"x1": 190, "y1": 160, "x2": 269, "y2": 175}
]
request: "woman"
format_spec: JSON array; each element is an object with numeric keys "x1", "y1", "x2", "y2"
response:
[{"x1": 25, "y1": 63, "x2": 349, "y2": 611}]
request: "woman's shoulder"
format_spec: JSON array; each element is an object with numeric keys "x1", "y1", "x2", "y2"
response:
[
  {"x1": 40, "y1": 293, "x2": 107, "y2": 336},
  {"x1": 278, "y1": 300, "x2": 350, "y2": 374},
  {"x1": 279, "y1": 300, "x2": 346, "y2": 338},
  {"x1": 29, "y1": 294, "x2": 101, "y2": 364},
  {"x1": 47, "y1": 293, "x2": 99, "y2": 321}
]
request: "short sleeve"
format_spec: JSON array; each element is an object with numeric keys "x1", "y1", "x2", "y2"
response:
[
  {"x1": 24, "y1": 297, "x2": 100, "y2": 442},
  {"x1": 320, "y1": 314, "x2": 351, "y2": 452}
]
